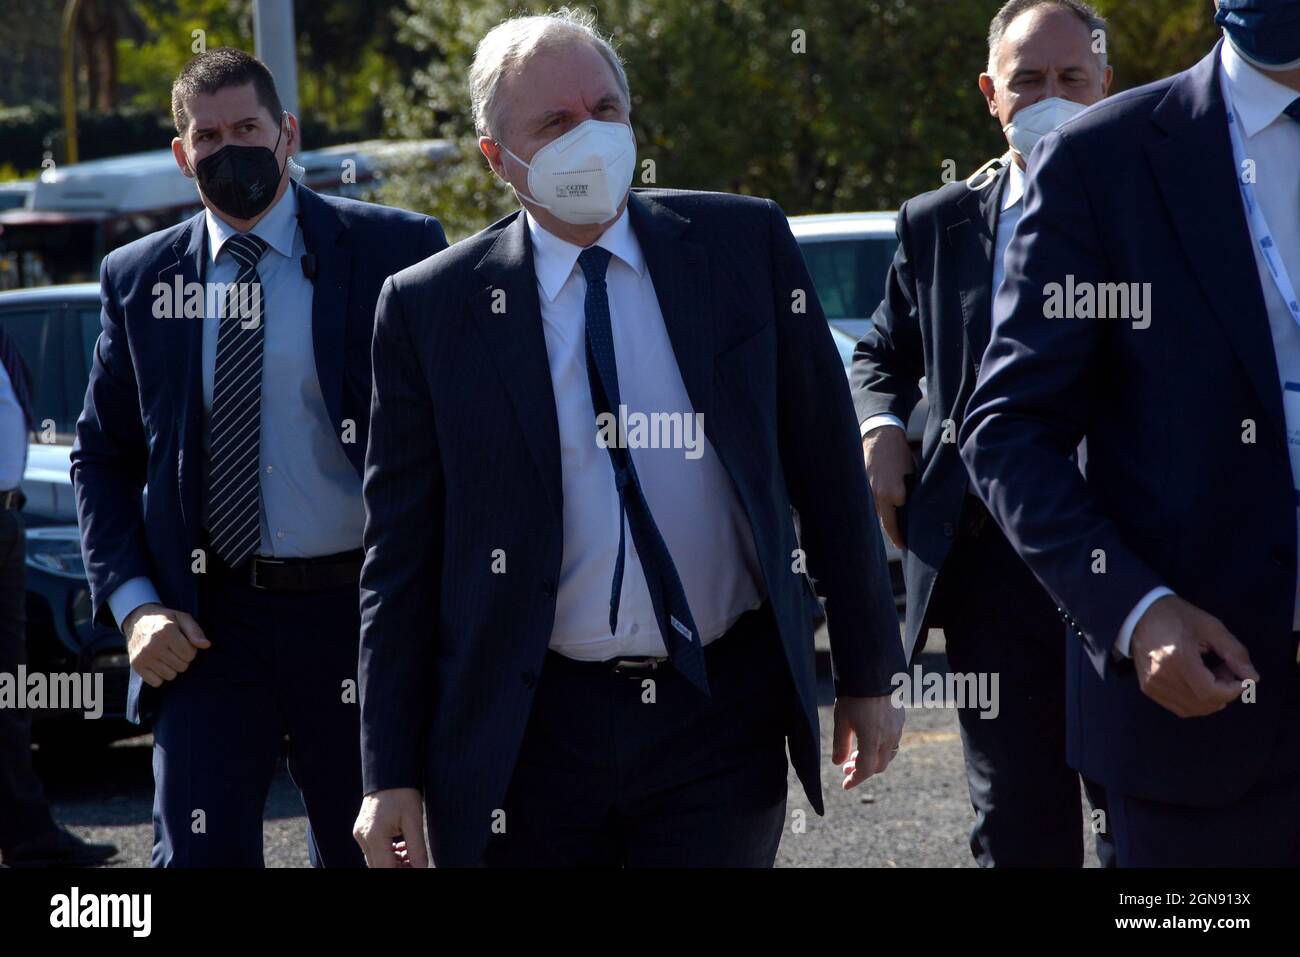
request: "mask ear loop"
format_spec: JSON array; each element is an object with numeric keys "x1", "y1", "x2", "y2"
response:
[
  {"x1": 494, "y1": 139, "x2": 556, "y2": 213},
  {"x1": 271, "y1": 111, "x2": 290, "y2": 180},
  {"x1": 965, "y1": 151, "x2": 1012, "y2": 191}
]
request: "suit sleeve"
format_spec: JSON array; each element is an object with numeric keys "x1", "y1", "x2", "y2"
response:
[
  {"x1": 958, "y1": 131, "x2": 1165, "y2": 677},
  {"x1": 358, "y1": 274, "x2": 443, "y2": 794},
  {"x1": 850, "y1": 199, "x2": 925, "y2": 427},
  {"x1": 767, "y1": 199, "x2": 906, "y2": 697},
  {"x1": 70, "y1": 254, "x2": 154, "y2": 628}
]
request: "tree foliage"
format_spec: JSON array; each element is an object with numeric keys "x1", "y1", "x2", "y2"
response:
[{"x1": 378, "y1": 0, "x2": 1223, "y2": 241}]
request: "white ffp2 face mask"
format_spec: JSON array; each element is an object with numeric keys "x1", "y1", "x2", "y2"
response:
[
  {"x1": 1003, "y1": 96, "x2": 1088, "y2": 161},
  {"x1": 498, "y1": 119, "x2": 637, "y2": 225}
]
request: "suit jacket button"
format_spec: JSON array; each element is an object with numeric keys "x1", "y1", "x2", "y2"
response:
[
  {"x1": 943, "y1": 522, "x2": 955, "y2": 538},
  {"x1": 521, "y1": 670, "x2": 537, "y2": 688},
  {"x1": 541, "y1": 578, "x2": 556, "y2": 597}
]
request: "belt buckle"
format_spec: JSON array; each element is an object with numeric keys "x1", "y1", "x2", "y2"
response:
[
  {"x1": 611, "y1": 657, "x2": 665, "y2": 677},
  {"x1": 248, "y1": 556, "x2": 287, "y2": 590}
]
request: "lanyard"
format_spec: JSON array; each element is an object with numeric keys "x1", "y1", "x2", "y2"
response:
[{"x1": 1223, "y1": 88, "x2": 1300, "y2": 330}]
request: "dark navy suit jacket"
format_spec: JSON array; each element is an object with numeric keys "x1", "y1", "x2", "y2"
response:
[
  {"x1": 359, "y1": 188, "x2": 905, "y2": 866},
  {"x1": 960, "y1": 43, "x2": 1297, "y2": 807},
  {"x1": 71, "y1": 182, "x2": 447, "y2": 725},
  {"x1": 851, "y1": 163, "x2": 1013, "y2": 662}
]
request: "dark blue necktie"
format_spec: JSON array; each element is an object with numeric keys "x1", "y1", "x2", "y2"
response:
[
  {"x1": 577, "y1": 246, "x2": 710, "y2": 695},
  {"x1": 0, "y1": 325, "x2": 34, "y2": 432},
  {"x1": 208, "y1": 232, "x2": 269, "y2": 566}
]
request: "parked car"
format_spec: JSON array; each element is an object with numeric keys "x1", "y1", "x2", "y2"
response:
[
  {"x1": 795, "y1": 213, "x2": 930, "y2": 607},
  {"x1": 1, "y1": 283, "x2": 137, "y2": 746}
]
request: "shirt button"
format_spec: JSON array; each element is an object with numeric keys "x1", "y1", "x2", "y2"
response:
[
  {"x1": 265, "y1": 465, "x2": 274, "y2": 474},
  {"x1": 276, "y1": 530, "x2": 285, "y2": 540},
  {"x1": 631, "y1": 622, "x2": 640, "y2": 635}
]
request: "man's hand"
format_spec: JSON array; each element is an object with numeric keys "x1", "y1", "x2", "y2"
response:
[
  {"x1": 354, "y1": 788, "x2": 429, "y2": 868},
  {"x1": 1129, "y1": 595, "x2": 1258, "y2": 718},
  {"x1": 832, "y1": 694, "x2": 905, "y2": 789},
  {"x1": 122, "y1": 603, "x2": 210, "y2": 688},
  {"x1": 862, "y1": 425, "x2": 914, "y2": 549}
]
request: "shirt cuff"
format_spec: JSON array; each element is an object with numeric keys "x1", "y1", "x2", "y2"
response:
[
  {"x1": 1115, "y1": 586, "x2": 1175, "y2": 658},
  {"x1": 107, "y1": 577, "x2": 162, "y2": 632},
  {"x1": 861, "y1": 414, "x2": 907, "y2": 438}
]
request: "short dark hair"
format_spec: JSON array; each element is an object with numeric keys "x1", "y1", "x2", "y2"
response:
[
  {"x1": 171, "y1": 47, "x2": 284, "y2": 136},
  {"x1": 987, "y1": 0, "x2": 1109, "y2": 74}
]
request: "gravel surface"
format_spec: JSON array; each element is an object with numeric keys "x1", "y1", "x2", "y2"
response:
[{"x1": 34, "y1": 631, "x2": 1104, "y2": 868}]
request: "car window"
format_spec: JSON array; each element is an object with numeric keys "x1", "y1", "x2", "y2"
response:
[
  {"x1": 798, "y1": 237, "x2": 898, "y2": 321},
  {"x1": 0, "y1": 306, "x2": 53, "y2": 433},
  {"x1": 73, "y1": 306, "x2": 101, "y2": 384}
]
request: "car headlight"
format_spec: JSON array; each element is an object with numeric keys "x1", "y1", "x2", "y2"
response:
[{"x1": 25, "y1": 527, "x2": 87, "y2": 580}]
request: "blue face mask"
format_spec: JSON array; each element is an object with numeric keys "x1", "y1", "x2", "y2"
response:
[{"x1": 1216, "y1": 0, "x2": 1300, "y2": 70}]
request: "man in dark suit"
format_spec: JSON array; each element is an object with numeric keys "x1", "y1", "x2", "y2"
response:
[
  {"x1": 71, "y1": 48, "x2": 446, "y2": 866},
  {"x1": 352, "y1": 10, "x2": 905, "y2": 868},
  {"x1": 960, "y1": 1, "x2": 1300, "y2": 865},
  {"x1": 852, "y1": 0, "x2": 1113, "y2": 867}
]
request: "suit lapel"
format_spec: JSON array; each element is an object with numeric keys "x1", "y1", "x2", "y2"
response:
[
  {"x1": 473, "y1": 213, "x2": 564, "y2": 520},
  {"x1": 947, "y1": 164, "x2": 1006, "y2": 362},
  {"x1": 295, "y1": 183, "x2": 349, "y2": 431},
  {"x1": 626, "y1": 191, "x2": 716, "y2": 433},
  {"x1": 155, "y1": 213, "x2": 206, "y2": 539},
  {"x1": 1146, "y1": 42, "x2": 1283, "y2": 443}
]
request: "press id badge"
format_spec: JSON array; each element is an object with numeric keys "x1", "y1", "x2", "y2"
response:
[{"x1": 1284, "y1": 383, "x2": 1300, "y2": 504}]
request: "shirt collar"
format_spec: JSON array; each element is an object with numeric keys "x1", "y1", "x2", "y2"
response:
[
  {"x1": 525, "y1": 205, "x2": 646, "y2": 303},
  {"x1": 205, "y1": 181, "x2": 298, "y2": 263},
  {"x1": 1001, "y1": 159, "x2": 1026, "y2": 213},
  {"x1": 1220, "y1": 40, "x2": 1300, "y2": 140}
]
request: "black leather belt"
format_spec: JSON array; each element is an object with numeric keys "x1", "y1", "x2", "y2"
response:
[
  {"x1": 547, "y1": 604, "x2": 769, "y2": 678},
  {"x1": 208, "y1": 548, "x2": 364, "y2": 592},
  {"x1": 0, "y1": 489, "x2": 25, "y2": 511}
]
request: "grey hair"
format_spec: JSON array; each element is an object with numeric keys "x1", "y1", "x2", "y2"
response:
[
  {"x1": 469, "y1": 7, "x2": 631, "y2": 140},
  {"x1": 987, "y1": 0, "x2": 1109, "y2": 76}
]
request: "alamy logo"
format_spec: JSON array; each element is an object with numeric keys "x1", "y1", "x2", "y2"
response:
[
  {"x1": 49, "y1": 887, "x2": 151, "y2": 937},
  {"x1": 0, "y1": 668, "x2": 103, "y2": 719},
  {"x1": 1042, "y1": 274, "x2": 1151, "y2": 329},
  {"x1": 890, "y1": 666, "x2": 1000, "y2": 720},
  {"x1": 596, "y1": 405, "x2": 706, "y2": 460}
]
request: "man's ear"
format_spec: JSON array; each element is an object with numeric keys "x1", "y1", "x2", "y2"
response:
[
  {"x1": 479, "y1": 135, "x2": 506, "y2": 180},
  {"x1": 978, "y1": 74, "x2": 1000, "y2": 117},
  {"x1": 172, "y1": 136, "x2": 194, "y2": 178}
]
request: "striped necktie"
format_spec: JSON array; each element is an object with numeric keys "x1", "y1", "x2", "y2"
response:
[
  {"x1": 0, "y1": 325, "x2": 34, "y2": 432},
  {"x1": 208, "y1": 232, "x2": 269, "y2": 566},
  {"x1": 578, "y1": 245, "x2": 710, "y2": 695}
]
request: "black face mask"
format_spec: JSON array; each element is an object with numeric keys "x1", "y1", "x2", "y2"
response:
[{"x1": 193, "y1": 116, "x2": 287, "y2": 220}]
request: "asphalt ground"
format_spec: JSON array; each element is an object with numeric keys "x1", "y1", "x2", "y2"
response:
[{"x1": 32, "y1": 630, "x2": 1105, "y2": 868}]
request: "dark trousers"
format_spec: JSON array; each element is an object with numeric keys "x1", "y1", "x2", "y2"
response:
[
  {"x1": 0, "y1": 508, "x2": 57, "y2": 853},
  {"x1": 932, "y1": 501, "x2": 1110, "y2": 867},
  {"x1": 1108, "y1": 661, "x2": 1300, "y2": 867},
  {"x1": 483, "y1": 604, "x2": 791, "y2": 867},
  {"x1": 150, "y1": 572, "x2": 364, "y2": 867}
]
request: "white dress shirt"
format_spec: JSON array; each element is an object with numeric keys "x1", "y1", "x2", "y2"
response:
[
  {"x1": 1117, "y1": 41, "x2": 1300, "y2": 654},
  {"x1": 526, "y1": 207, "x2": 764, "y2": 660},
  {"x1": 0, "y1": 359, "x2": 27, "y2": 490},
  {"x1": 860, "y1": 160, "x2": 1025, "y2": 439}
]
